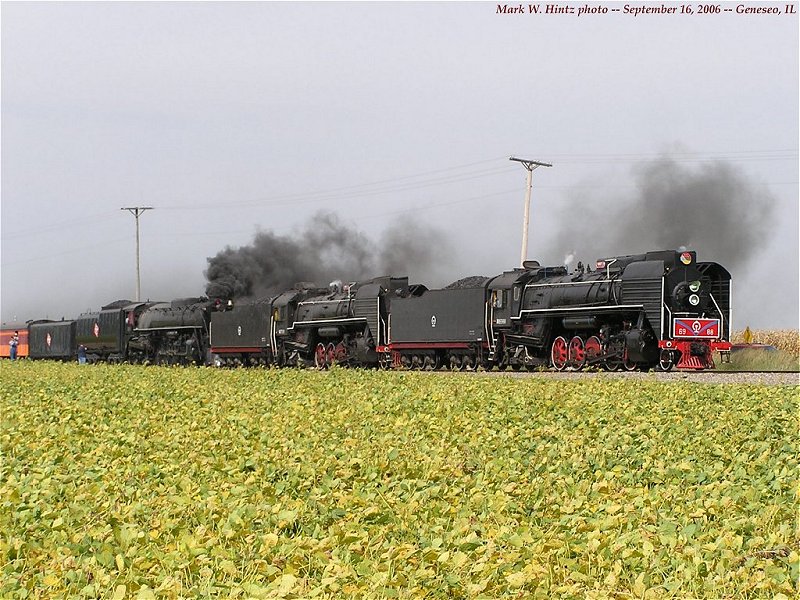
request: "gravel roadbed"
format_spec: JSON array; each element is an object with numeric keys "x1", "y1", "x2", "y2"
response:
[{"x1": 472, "y1": 370, "x2": 799, "y2": 385}]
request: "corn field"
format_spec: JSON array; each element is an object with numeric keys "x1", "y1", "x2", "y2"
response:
[{"x1": 731, "y1": 329, "x2": 799, "y2": 356}]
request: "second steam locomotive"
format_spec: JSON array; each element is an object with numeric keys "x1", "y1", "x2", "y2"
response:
[{"x1": 9, "y1": 249, "x2": 732, "y2": 371}]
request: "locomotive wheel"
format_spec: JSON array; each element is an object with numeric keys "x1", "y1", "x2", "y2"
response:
[
  {"x1": 462, "y1": 355, "x2": 476, "y2": 371},
  {"x1": 326, "y1": 343, "x2": 337, "y2": 366},
  {"x1": 335, "y1": 344, "x2": 348, "y2": 364},
  {"x1": 584, "y1": 336, "x2": 602, "y2": 366},
  {"x1": 314, "y1": 343, "x2": 327, "y2": 369},
  {"x1": 568, "y1": 336, "x2": 586, "y2": 370},
  {"x1": 604, "y1": 357, "x2": 622, "y2": 371},
  {"x1": 449, "y1": 355, "x2": 462, "y2": 371},
  {"x1": 422, "y1": 355, "x2": 437, "y2": 371},
  {"x1": 657, "y1": 349, "x2": 674, "y2": 372},
  {"x1": 550, "y1": 336, "x2": 569, "y2": 371},
  {"x1": 411, "y1": 355, "x2": 422, "y2": 370},
  {"x1": 623, "y1": 354, "x2": 637, "y2": 371}
]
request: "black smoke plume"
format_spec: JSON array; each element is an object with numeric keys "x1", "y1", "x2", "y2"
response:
[
  {"x1": 205, "y1": 212, "x2": 452, "y2": 298},
  {"x1": 548, "y1": 158, "x2": 776, "y2": 270}
]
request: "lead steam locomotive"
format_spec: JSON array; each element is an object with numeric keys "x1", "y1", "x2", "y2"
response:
[{"x1": 8, "y1": 249, "x2": 731, "y2": 371}]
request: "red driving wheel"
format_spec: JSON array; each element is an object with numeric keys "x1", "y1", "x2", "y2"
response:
[{"x1": 551, "y1": 336, "x2": 568, "y2": 371}]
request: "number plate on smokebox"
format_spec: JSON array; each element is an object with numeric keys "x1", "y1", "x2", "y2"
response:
[{"x1": 672, "y1": 318, "x2": 720, "y2": 339}]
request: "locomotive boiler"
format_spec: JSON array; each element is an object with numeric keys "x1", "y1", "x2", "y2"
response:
[{"x1": 127, "y1": 298, "x2": 214, "y2": 365}]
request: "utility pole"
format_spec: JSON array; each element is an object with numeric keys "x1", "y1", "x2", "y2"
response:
[
  {"x1": 509, "y1": 157, "x2": 552, "y2": 267},
  {"x1": 120, "y1": 206, "x2": 154, "y2": 301}
]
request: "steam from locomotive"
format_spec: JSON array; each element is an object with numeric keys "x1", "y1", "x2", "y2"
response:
[
  {"x1": 205, "y1": 212, "x2": 452, "y2": 300},
  {"x1": 549, "y1": 158, "x2": 776, "y2": 270}
]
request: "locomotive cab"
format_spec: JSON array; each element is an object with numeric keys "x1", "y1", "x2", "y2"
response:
[
  {"x1": 487, "y1": 269, "x2": 528, "y2": 330},
  {"x1": 271, "y1": 284, "x2": 327, "y2": 364}
]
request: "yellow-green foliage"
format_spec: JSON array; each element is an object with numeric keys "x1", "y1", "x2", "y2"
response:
[
  {"x1": 717, "y1": 349, "x2": 800, "y2": 372},
  {"x1": 725, "y1": 329, "x2": 800, "y2": 372},
  {"x1": 1, "y1": 363, "x2": 797, "y2": 599},
  {"x1": 732, "y1": 329, "x2": 800, "y2": 356}
]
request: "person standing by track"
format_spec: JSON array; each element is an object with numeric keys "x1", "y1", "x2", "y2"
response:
[{"x1": 9, "y1": 331, "x2": 19, "y2": 360}]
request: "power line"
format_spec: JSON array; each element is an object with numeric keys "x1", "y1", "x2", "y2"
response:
[
  {"x1": 1, "y1": 238, "x2": 128, "y2": 266},
  {"x1": 157, "y1": 150, "x2": 796, "y2": 212},
  {"x1": 538, "y1": 148, "x2": 798, "y2": 158},
  {"x1": 144, "y1": 189, "x2": 522, "y2": 236},
  {"x1": 160, "y1": 164, "x2": 516, "y2": 211},
  {"x1": 4, "y1": 211, "x2": 119, "y2": 240},
  {"x1": 3, "y1": 149, "x2": 795, "y2": 244}
]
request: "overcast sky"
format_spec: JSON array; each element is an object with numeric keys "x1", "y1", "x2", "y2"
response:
[{"x1": 2, "y1": 1, "x2": 798, "y2": 330}]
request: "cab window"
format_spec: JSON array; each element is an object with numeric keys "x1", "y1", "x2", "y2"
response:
[{"x1": 493, "y1": 290, "x2": 507, "y2": 309}]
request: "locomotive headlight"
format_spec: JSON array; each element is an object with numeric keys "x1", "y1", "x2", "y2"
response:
[
  {"x1": 689, "y1": 281, "x2": 701, "y2": 293},
  {"x1": 689, "y1": 294, "x2": 700, "y2": 306}
]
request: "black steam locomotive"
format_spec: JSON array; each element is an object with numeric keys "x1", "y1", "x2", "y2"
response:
[{"x1": 12, "y1": 249, "x2": 732, "y2": 371}]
